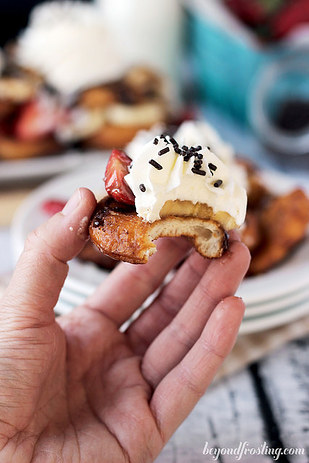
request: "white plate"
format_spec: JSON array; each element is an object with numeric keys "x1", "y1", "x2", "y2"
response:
[
  {"x1": 245, "y1": 285, "x2": 309, "y2": 316},
  {"x1": 11, "y1": 162, "x2": 309, "y2": 332},
  {"x1": 0, "y1": 150, "x2": 107, "y2": 184},
  {"x1": 240, "y1": 299, "x2": 309, "y2": 334}
]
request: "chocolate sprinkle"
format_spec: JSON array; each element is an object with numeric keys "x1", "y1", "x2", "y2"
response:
[
  {"x1": 208, "y1": 163, "x2": 217, "y2": 171},
  {"x1": 149, "y1": 159, "x2": 163, "y2": 170},
  {"x1": 169, "y1": 136, "x2": 177, "y2": 146},
  {"x1": 192, "y1": 168, "x2": 206, "y2": 176},
  {"x1": 153, "y1": 138, "x2": 158, "y2": 145},
  {"x1": 158, "y1": 147, "x2": 170, "y2": 156},
  {"x1": 214, "y1": 180, "x2": 223, "y2": 188},
  {"x1": 139, "y1": 183, "x2": 146, "y2": 192}
]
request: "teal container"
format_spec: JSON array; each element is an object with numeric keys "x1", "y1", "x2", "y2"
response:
[{"x1": 187, "y1": 11, "x2": 283, "y2": 124}]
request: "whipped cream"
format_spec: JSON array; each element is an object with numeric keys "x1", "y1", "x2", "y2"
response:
[
  {"x1": 16, "y1": 2, "x2": 129, "y2": 95},
  {"x1": 174, "y1": 121, "x2": 234, "y2": 165},
  {"x1": 98, "y1": 0, "x2": 183, "y2": 85},
  {"x1": 125, "y1": 134, "x2": 247, "y2": 227},
  {"x1": 174, "y1": 121, "x2": 249, "y2": 189},
  {"x1": 126, "y1": 120, "x2": 248, "y2": 189}
]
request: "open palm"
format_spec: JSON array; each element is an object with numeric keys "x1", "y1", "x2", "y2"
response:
[{"x1": 0, "y1": 189, "x2": 250, "y2": 463}]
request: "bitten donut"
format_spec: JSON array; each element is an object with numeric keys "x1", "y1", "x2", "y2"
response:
[{"x1": 89, "y1": 124, "x2": 247, "y2": 263}]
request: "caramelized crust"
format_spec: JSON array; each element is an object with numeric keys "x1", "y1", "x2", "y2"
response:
[
  {"x1": 84, "y1": 123, "x2": 154, "y2": 150},
  {"x1": 78, "y1": 87, "x2": 116, "y2": 109},
  {"x1": 241, "y1": 211, "x2": 261, "y2": 252},
  {"x1": 248, "y1": 189, "x2": 309, "y2": 275},
  {"x1": 89, "y1": 197, "x2": 228, "y2": 264},
  {"x1": 0, "y1": 136, "x2": 62, "y2": 160}
]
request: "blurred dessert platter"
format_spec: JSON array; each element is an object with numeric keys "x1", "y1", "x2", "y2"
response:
[{"x1": 0, "y1": 1, "x2": 172, "y2": 164}]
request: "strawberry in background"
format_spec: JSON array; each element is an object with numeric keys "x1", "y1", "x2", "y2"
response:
[
  {"x1": 15, "y1": 97, "x2": 64, "y2": 141},
  {"x1": 271, "y1": 0, "x2": 309, "y2": 39},
  {"x1": 225, "y1": 0, "x2": 309, "y2": 42},
  {"x1": 0, "y1": 92, "x2": 64, "y2": 160}
]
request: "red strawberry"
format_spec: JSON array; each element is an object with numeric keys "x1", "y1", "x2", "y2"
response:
[
  {"x1": 104, "y1": 150, "x2": 135, "y2": 204},
  {"x1": 42, "y1": 199, "x2": 66, "y2": 216},
  {"x1": 15, "y1": 99, "x2": 61, "y2": 141},
  {"x1": 271, "y1": 0, "x2": 309, "y2": 39},
  {"x1": 104, "y1": 149, "x2": 135, "y2": 205}
]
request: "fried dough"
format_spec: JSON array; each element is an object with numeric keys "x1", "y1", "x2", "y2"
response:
[
  {"x1": 0, "y1": 135, "x2": 61, "y2": 160},
  {"x1": 84, "y1": 123, "x2": 154, "y2": 150},
  {"x1": 89, "y1": 197, "x2": 228, "y2": 264},
  {"x1": 249, "y1": 189, "x2": 309, "y2": 275}
]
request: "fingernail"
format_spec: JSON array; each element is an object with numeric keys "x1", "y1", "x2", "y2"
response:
[{"x1": 62, "y1": 189, "x2": 81, "y2": 216}]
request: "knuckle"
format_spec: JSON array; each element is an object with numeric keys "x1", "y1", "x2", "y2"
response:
[
  {"x1": 157, "y1": 291, "x2": 179, "y2": 318},
  {"x1": 178, "y1": 362, "x2": 204, "y2": 398},
  {"x1": 141, "y1": 357, "x2": 162, "y2": 389},
  {"x1": 186, "y1": 253, "x2": 207, "y2": 280},
  {"x1": 200, "y1": 338, "x2": 226, "y2": 361},
  {"x1": 168, "y1": 320, "x2": 195, "y2": 351},
  {"x1": 24, "y1": 227, "x2": 49, "y2": 256},
  {"x1": 197, "y1": 280, "x2": 218, "y2": 307}
]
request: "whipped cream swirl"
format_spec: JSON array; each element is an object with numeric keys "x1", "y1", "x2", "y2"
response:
[
  {"x1": 125, "y1": 133, "x2": 247, "y2": 227},
  {"x1": 16, "y1": 1, "x2": 129, "y2": 95}
]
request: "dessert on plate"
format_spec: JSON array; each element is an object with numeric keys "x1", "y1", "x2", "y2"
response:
[
  {"x1": 63, "y1": 66, "x2": 170, "y2": 150},
  {"x1": 15, "y1": 1, "x2": 171, "y2": 151},
  {"x1": 89, "y1": 123, "x2": 247, "y2": 263},
  {"x1": 240, "y1": 161, "x2": 309, "y2": 275},
  {"x1": 0, "y1": 50, "x2": 63, "y2": 160}
]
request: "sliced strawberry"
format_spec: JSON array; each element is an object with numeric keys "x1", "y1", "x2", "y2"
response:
[
  {"x1": 15, "y1": 99, "x2": 61, "y2": 141},
  {"x1": 42, "y1": 199, "x2": 66, "y2": 216},
  {"x1": 104, "y1": 149, "x2": 135, "y2": 205}
]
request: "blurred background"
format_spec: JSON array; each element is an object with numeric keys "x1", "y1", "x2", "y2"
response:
[
  {"x1": 0, "y1": 1, "x2": 309, "y2": 461},
  {"x1": 1, "y1": 0, "x2": 309, "y2": 164}
]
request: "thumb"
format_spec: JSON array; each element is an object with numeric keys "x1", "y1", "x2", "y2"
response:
[{"x1": 1, "y1": 187, "x2": 97, "y2": 326}]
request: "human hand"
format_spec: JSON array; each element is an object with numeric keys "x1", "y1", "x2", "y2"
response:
[{"x1": 0, "y1": 188, "x2": 250, "y2": 463}]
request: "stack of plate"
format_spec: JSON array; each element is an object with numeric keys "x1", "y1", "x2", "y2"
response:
[
  {"x1": 238, "y1": 238, "x2": 309, "y2": 333},
  {"x1": 11, "y1": 158, "x2": 309, "y2": 334}
]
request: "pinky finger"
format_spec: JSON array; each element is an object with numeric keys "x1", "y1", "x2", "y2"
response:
[{"x1": 150, "y1": 296, "x2": 245, "y2": 442}]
